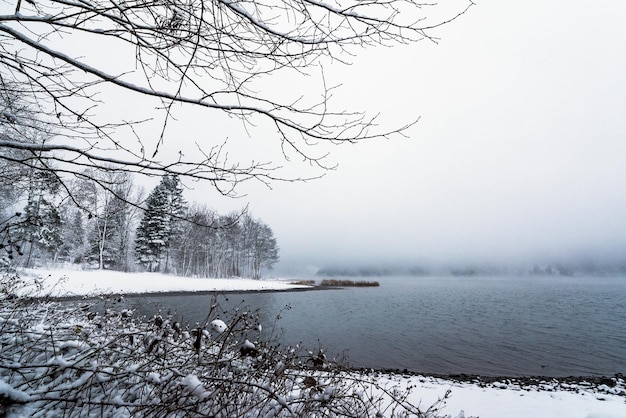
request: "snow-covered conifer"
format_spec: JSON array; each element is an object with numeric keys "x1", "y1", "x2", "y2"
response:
[{"x1": 135, "y1": 175, "x2": 186, "y2": 272}]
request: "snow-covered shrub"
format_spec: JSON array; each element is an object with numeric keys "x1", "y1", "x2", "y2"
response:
[{"x1": 0, "y1": 273, "x2": 450, "y2": 417}]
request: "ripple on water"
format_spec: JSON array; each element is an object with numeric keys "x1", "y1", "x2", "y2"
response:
[{"x1": 113, "y1": 275, "x2": 626, "y2": 376}]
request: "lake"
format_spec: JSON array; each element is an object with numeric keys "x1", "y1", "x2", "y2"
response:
[{"x1": 119, "y1": 275, "x2": 626, "y2": 377}]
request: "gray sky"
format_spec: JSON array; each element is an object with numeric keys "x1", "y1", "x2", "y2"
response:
[
  {"x1": 17, "y1": 1, "x2": 623, "y2": 272},
  {"x1": 190, "y1": 1, "x2": 626, "y2": 272}
]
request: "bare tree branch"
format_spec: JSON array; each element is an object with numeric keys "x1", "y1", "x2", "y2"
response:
[{"x1": 0, "y1": 0, "x2": 473, "y2": 196}]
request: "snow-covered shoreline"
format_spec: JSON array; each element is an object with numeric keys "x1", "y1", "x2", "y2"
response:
[
  {"x1": 18, "y1": 267, "x2": 311, "y2": 298},
  {"x1": 367, "y1": 373, "x2": 625, "y2": 418},
  {"x1": 7, "y1": 267, "x2": 626, "y2": 417}
]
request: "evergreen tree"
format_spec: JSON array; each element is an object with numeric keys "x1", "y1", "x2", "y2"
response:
[
  {"x1": 17, "y1": 170, "x2": 63, "y2": 267},
  {"x1": 59, "y1": 208, "x2": 86, "y2": 263},
  {"x1": 134, "y1": 175, "x2": 185, "y2": 272},
  {"x1": 0, "y1": 80, "x2": 62, "y2": 267}
]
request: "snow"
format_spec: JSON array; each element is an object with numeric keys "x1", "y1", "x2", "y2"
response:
[
  {"x1": 371, "y1": 374, "x2": 626, "y2": 418},
  {"x1": 5, "y1": 267, "x2": 626, "y2": 417},
  {"x1": 0, "y1": 379, "x2": 31, "y2": 403},
  {"x1": 210, "y1": 319, "x2": 228, "y2": 334},
  {"x1": 146, "y1": 372, "x2": 161, "y2": 384},
  {"x1": 181, "y1": 374, "x2": 211, "y2": 401},
  {"x1": 18, "y1": 267, "x2": 310, "y2": 297}
]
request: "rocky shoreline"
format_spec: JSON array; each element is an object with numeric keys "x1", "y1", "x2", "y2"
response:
[{"x1": 355, "y1": 367, "x2": 626, "y2": 398}]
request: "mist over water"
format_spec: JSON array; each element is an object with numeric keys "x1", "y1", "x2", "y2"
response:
[{"x1": 274, "y1": 254, "x2": 626, "y2": 281}]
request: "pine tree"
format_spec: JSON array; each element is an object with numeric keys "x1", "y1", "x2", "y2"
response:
[
  {"x1": 59, "y1": 208, "x2": 86, "y2": 264},
  {"x1": 134, "y1": 175, "x2": 185, "y2": 272},
  {"x1": 18, "y1": 170, "x2": 63, "y2": 267}
]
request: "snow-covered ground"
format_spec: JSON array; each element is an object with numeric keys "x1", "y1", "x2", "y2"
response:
[
  {"x1": 18, "y1": 267, "x2": 309, "y2": 297},
  {"x1": 9, "y1": 267, "x2": 626, "y2": 417},
  {"x1": 375, "y1": 374, "x2": 626, "y2": 418}
]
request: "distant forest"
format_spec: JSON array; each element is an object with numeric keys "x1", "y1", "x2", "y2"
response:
[
  {"x1": 1, "y1": 171, "x2": 279, "y2": 279},
  {"x1": 317, "y1": 262, "x2": 626, "y2": 278}
]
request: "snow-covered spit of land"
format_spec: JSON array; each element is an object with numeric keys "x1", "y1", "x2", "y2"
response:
[
  {"x1": 7, "y1": 267, "x2": 626, "y2": 418},
  {"x1": 18, "y1": 267, "x2": 309, "y2": 297}
]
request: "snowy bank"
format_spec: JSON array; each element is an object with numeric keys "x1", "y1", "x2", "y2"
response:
[
  {"x1": 371, "y1": 373, "x2": 626, "y2": 418},
  {"x1": 18, "y1": 267, "x2": 310, "y2": 298}
]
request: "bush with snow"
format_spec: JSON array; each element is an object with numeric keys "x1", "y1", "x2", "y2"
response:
[{"x1": 0, "y1": 272, "x2": 451, "y2": 417}]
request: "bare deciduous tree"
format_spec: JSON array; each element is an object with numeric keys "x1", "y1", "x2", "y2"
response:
[{"x1": 0, "y1": 0, "x2": 474, "y2": 197}]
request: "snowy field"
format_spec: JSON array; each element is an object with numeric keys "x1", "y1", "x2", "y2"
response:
[{"x1": 7, "y1": 267, "x2": 626, "y2": 418}]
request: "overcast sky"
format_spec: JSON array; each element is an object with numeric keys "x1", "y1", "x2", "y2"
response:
[
  {"x1": 21, "y1": 1, "x2": 623, "y2": 273},
  {"x1": 185, "y1": 1, "x2": 625, "y2": 273}
]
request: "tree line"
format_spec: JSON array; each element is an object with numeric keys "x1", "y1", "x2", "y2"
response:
[{"x1": 0, "y1": 168, "x2": 279, "y2": 278}]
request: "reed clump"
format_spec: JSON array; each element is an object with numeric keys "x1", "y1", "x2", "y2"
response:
[
  {"x1": 320, "y1": 279, "x2": 380, "y2": 287},
  {"x1": 291, "y1": 279, "x2": 316, "y2": 286}
]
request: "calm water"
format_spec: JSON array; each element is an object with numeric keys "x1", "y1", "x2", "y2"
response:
[{"x1": 121, "y1": 275, "x2": 626, "y2": 377}]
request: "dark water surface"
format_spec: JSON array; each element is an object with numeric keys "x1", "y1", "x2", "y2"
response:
[{"x1": 121, "y1": 275, "x2": 626, "y2": 377}]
